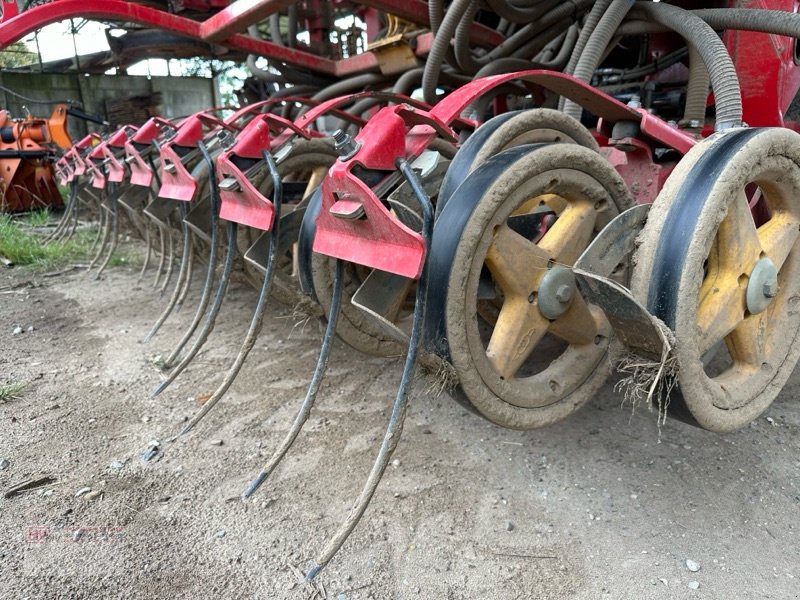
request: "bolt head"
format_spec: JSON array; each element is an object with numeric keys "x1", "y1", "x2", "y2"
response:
[
  {"x1": 763, "y1": 281, "x2": 779, "y2": 298},
  {"x1": 555, "y1": 284, "x2": 573, "y2": 303}
]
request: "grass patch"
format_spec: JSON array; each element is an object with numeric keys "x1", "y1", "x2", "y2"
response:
[
  {"x1": 25, "y1": 209, "x2": 52, "y2": 228},
  {"x1": 0, "y1": 381, "x2": 26, "y2": 402},
  {"x1": 0, "y1": 214, "x2": 92, "y2": 268}
]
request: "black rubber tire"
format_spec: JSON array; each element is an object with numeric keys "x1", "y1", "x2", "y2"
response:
[
  {"x1": 631, "y1": 127, "x2": 800, "y2": 432},
  {"x1": 429, "y1": 143, "x2": 632, "y2": 429},
  {"x1": 437, "y1": 108, "x2": 598, "y2": 217}
]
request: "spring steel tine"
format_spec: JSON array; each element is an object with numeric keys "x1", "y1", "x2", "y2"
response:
[
  {"x1": 152, "y1": 219, "x2": 237, "y2": 396},
  {"x1": 152, "y1": 141, "x2": 236, "y2": 396},
  {"x1": 46, "y1": 179, "x2": 78, "y2": 243},
  {"x1": 242, "y1": 258, "x2": 343, "y2": 499},
  {"x1": 144, "y1": 202, "x2": 191, "y2": 342},
  {"x1": 175, "y1": 235, "x2": 194, "y2": 308},
  {"x1": 159, "y1": 223, "x2": 176, "y2": 294},
  {"x1": 88, "y1": 190, "x2": 113, "y2": 270},
  {"x1": 152, "y1": 223, "x2": 167, "y2": 289},
  {"x1": 95, "y1": 184, "x2": 120, "y2": 278},
  {"x1": 305, "y1": 159, "x2": 433, "y2": 582},
  {"x1": 178, "y1": 151, "x2": 283, "y2": 436},
  {"x1": 138, "y1": 221, "x2": 152, "y2": 282},
  {"x1": 88, "y1": 195, "x2": 106, "y2": 255},
  {"x1": 67, "y1": 180, "x2": 81, "y2": 241},
  {"x1": 161, "y1": 184, "x2": 220, "y2": 367}
]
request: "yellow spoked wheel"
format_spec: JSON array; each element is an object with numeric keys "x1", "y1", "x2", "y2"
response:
[
  {"x1": 632, "y1": 127, "x2": 800, "y2": 432},
  {"x1": 427, "y1": 143, "x2": 632, "y2": 429}
]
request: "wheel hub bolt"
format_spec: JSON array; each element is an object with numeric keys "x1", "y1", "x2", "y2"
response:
[{"x1": 555, "y1": 284, "x2": 573, "y2": 303}]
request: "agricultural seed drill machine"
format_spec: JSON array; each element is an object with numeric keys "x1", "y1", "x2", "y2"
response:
[{"x1": 4, "y1": 0, "x2": 800, "y2": 579}]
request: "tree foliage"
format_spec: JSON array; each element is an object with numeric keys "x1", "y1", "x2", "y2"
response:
[{"x1": 0, "y1": 41, "x2": 37, "y2": 69}]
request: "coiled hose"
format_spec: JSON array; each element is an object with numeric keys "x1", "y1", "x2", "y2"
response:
[
  {"x1": 630, "y1": 2, "x2": 742, "y2": 129},
  {"x1": 563, "y1": 0, "x2": 635, "y2": 121}
]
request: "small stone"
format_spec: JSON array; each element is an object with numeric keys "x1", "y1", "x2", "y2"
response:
[
  {"x1": 505, "y1": 521, "x2": 515, "y2": 531},
  {"x1": 110, "y1": 461, "x2": 124, "y2": 470},
  {"x1": 686, "y1": 559, "x2": 701, "y2": 572},
  {"x1": 75, "y1": 486, "x2": 92, "y2": 497},
  {"x1": 766, "y1": 416, "x2": 775, "y2": 425},
  {"x1": 12, "y1": 326, "x2": 23, "y2": 335},
  {"x1": 391, "y1": 459, "x2": 401, "y2": 468},
  {"x1": 216, "y1": 529, "x2": 226, "y2": 538},
  {"x1": 27, "y1": 326, "x2": 34, "y2": 332},
  {"x1": 141, "y1": 415, "x2": 151, "y2": 423},
  {"x1": 42, "y1": 489, "x2": 53, "y2": 497},
  {"x1": 84, "y1": 490, "x2": 103, "y2": 501},
  {"x1": 73, "y1": 529, "x2": 83, "y2": 542},
  {"x1": 0, "y1": 459, "x2": 9, "y2": 470},
  {"x1": 687, "y1": 581, "x2": 700, "y2": 590},
  {"x1": 338, "y1": 594, "x2": 348, "y2": 600},
  {"x1": 209, "y1": 439, "x2": 224, "y2": 446}
]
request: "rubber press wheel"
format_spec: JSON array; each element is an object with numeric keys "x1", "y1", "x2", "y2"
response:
[
  {"x1": 428, "y1": 143, "x2": 633, "y2": 429},
  {"x1": 437, "y1": 108, "x2": 599, "y2": 217},
  {"x1": 631, "y1": 127, "x2": 800, "y2": 432},
  {"x1": 311, "y1": 109, "x2": 600, "y2": 359}
]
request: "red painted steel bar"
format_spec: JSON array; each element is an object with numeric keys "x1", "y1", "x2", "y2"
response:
[{"x1": 200, "y1": 0, "x2": 298, "y2": 42}]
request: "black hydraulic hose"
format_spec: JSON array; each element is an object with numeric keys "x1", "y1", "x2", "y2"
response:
[
  {"x1": 179, "y1": 151, "x2": 283, "y2": 436},
  {"x1": 509, "y1": 17, "x2": 574, "y2": 60},
  {"x1": 241, "y1": 258, "x2": 344, "y2": 499},
  {"x1": 429, "y1": 0, "x2": 444, "y2": 33},
  {"x1": 563, "y1": 0, "x2": 635, "y2": 121},
  {"x1": 310, "y1": 73, "x2": 388, "y2": 102},
  {"x1": 565, "y1": 0, "x2": 612, "y2": 76},
  {"x1": 684, "y1": 44, "x2": 710, "y2": 126},
  {"x1": 422, "y1": 0, "x2": 473, "y2": 104},
  {"x1": 305, "y1": 158, "x2": 434, "y2": 582},
  {"x1": 629, "y1": 2, "x2": 741, "y2": 129},
  {"x1": 144, "y1": 200, "x2": 191, "y2": 342},
  {"x1": 693, "y1": 7, "x2": 800, "y2": 39},
  {"x1": 287, "y1": 3, "x2": 298, "y2": 49},
  {"x1": 486, "y1": 0, "x2": 559, "y2": 23},
  {"x1": 270, "y1": 13, "x2": 283, "y2": 46},
  {"x1": 162, "y1": 143, "x2": 220, "y2": 368}
]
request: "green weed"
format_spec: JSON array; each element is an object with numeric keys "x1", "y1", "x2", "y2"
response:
[
  {"x1": 0, "y1": 214, "x2": 92, "y2": 267},
  {"x1": 25, "y1": 209, "x2": 51, "y2": 228},
  {"x1": 0, "y1": 381, "x2": 26, "y2": 402}
]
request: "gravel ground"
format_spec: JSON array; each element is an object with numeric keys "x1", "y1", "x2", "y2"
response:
[{"x1": 1, "y1": 260, "x2": 798, "y2": 599}]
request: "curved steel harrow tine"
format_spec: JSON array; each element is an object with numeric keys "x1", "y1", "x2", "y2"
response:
[
  {"x1": 138, "y1": 220, "x2": 153, "y2": 282},
  {"x1": 242, "y1": 257, "x2": 342, "y2": 498},
  {"x1": 152, "y1": 141, "x2": 236, "y2": 396},
  {"x1": 179, "y1": 151, "x2": 283, "y2": 436},
  {"x1": 87, "y1": 189, "x2": 113, "y2": 271},
  {"x1": 45, "y1": 179, "x2": 78, "y2": 243},
  {"x1": 95, "y1": 184, "x2": 120, "y2": 279},
  {"x1": 305, "y1": 159, "x2": 433, "y2": 581},
  {"x1": 176, "y1": 236, "x2": 195, "y2": 309},
  {"x1": 152, "y1": 222, "x2": 167, "y2": 289},
  {"x1": 159, "y1": 221, "x2": 176, "y2": 294},
  {"x1": 144, "y1": 201, "x2": 192, "y2": 342}
]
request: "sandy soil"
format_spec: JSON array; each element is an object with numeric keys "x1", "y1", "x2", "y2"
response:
[{"x1": 1, "y1": 258, "x2": 798, "y2": 600}]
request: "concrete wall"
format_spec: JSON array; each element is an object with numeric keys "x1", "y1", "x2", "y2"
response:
[{"x1": 0, "y1": 71, "x2": 220, "y2": 139}]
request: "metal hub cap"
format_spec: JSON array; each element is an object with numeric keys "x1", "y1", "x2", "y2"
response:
[{"x1": 746, "y1": 257, "x2": 779, "y2": 315}]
